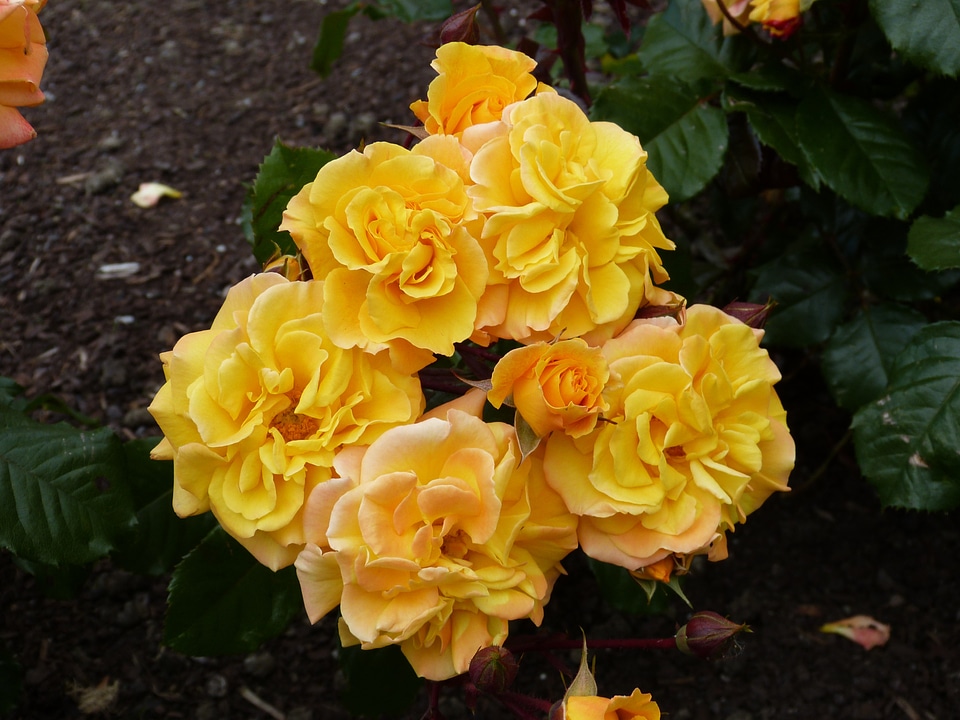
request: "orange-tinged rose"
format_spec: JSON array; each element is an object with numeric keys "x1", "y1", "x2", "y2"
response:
[
  {"x1": 562, "y1": 689, "x2": 661, "y2": 720},
  {"x1": 464, "y1": 92, "x2": 678, "y2": 345},
  {"x1": 410, "y1": 42, "x2": 539, "y2": 138},
  {"x1": 0, "y1": 0, "x2": 47, "y2": 148},
  {"x1": 749, "y1": 0, "x2": 801, "y2": 37},
  {"x1": 295, "y1": 393, "x2": 578, "y2": 680},
  {"x1": 488, "y1": 339, "x2": 609, "y2": 438},
  {"x1": 148, "y1": 274, "x2": 424, "y2": 570},
  {"x1": 543, "y1": 304, "x2": 794, "y2": 571},
  {"x1": 280, "y1": 137, "x2": 487, "y2": 366}
]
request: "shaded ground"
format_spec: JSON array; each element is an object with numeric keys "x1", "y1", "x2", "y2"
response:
[{"x1": 1, "y1": 1, "x2": 958, "y2": 718}]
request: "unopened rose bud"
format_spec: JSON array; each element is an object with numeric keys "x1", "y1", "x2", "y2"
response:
[
  {"x1": 439, "y1": 4, "x2": 480, "y2": 45},
  {"x1": 469, "y1": 645, "x2": 518, "y2": 694},
  {"x1": 675, "y1": 611, "x2": 749, "y2": 660},
  {"x1": 263, "y1": 254, "x2": 308, "y2": 281},
  {"x1": 722, "y1": 299, "x2": 776, "y2": 329}
]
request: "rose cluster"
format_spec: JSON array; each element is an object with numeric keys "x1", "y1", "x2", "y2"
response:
[
  {"x1": 149, "y1": 41, "x2": 794, "y2": 683},
  {"x1": 0, "y1": 0, "x2": 48, "y2": 148}
]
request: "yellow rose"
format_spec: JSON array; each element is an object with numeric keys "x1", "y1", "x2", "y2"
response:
[
  {"x1": 699, "y1": 0, "x2": 752, "y2": 35},
  {"x1": 563, "y1": 689, "x2": 661, "y2": 720},
  {"x1": 295, "y1": 392, "x2": 578, "y2": 680},
  {"x1": 488, "y1": 339, "x2": 609, "y2": 438},
  {"x1": 410, "y1": 41, "x2": 539, "y2": 138},
  {"x1": 464, "y1": 92, "x2": 678, "y2": 345},
  {"x1": 0, "y1": 0, "x2": 47, "y2": 149},
  {"x1": 148, "y1": 274, "x2": 424, "y2": 570},
  {"x1": 749, "y1": 0, "x2": 801, "y2": 37},
  {"x1": 543, "y1": 304, "x2": 794, "y2": 570},
  {"x1": 280, "y1": 137, "x2": 488, "y2": 366}
]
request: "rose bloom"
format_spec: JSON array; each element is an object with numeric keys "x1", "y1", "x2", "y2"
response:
[
  {"x1": 488, "y1": 338, "x2": 609, "y2": 438},
  {"x1": 280, "y1": 136, "x2": 487, "y2": 366},
  {"x1": 0, "y1": 0, "x2": 47, "y2": 149},
  {"x1": 463, "y1": 91, "x2": 677, "y2": 346},
  {"x1": 543, "y1": 304, "x2": 794, "y2": 570},
  {"x1": 410, "y1": 41, "x2": 539, "y2": 138},
  {"x1": 148, "y1": 274, "x2": 424, "y2": 570},
  {"x1": 561, "y1": 689, "x2": 661, "y2": 720},
  {"x1": 295, "y1": 390, "x2": 579, "y2": 680},
  {"x1": 749, "y1": 0, "x2": 801, "y2": 37}
]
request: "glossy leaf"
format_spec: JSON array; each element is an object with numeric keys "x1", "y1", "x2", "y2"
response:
[
  {"x1": 797, "y1": 87, "x2": 929, "y2": 219},
  {"x1": 822, "y1": 304, "x2": 927, "y2": 412},
  {"x1": 852, "y1": 322, "x2": 960, "y2": 510},
  {"x1": 164, "y1": 527, "x2": 303, "y2": 655},
  {"x1": 111, "y1": 439, "x2": 217, "y2": 576},
  {"x1": 0, "y1": 409, "x2": 136, "y2": 566},
  {"x1": 869, "y1": 0, "x2": 960, "y2": 77},
  {"x1": 907, "y1": 205, "x2": 960, "y2": 270},
  {"x1": 748, "y1": 243, "x2": 850, "y2": 347},
  {"x1": 638, "y1": 0, "x2": 747, "y2": 83},
  {"x1": 244, "y1": 139, "x2": 336, "y2": 265},
  {"x1": 724, "y1": 87, "x2": 819, "y2": 189},
  {"x1": 592, "y1": 76, "x2": 728, "y2": 201}
]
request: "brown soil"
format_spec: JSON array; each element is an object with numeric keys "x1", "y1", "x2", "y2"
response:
[{"x1": 1, "y1": 1, "x2": 958, "y2": 719}]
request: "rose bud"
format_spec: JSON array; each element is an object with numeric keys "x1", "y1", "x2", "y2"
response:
[
  {"x1": 675, "y1": 611, "x2": 750, "y2": 660},
  {"x1": 722, "y1": 299, "x2": 776, "y2": 329},
  {"x1": 469, "y1": 645, "x2": 519, "y2": 694},
  {"x1": 439, "y1": 4, "x2": 480, "y2": 45}
]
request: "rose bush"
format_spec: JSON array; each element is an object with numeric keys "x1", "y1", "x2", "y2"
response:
[
  {"x1": 148, "y1": 273, "x2": 424, "y2": 570},
  {"x1": 543, "y1": 304, "x2": 794, "y2": 571},
  {"x1": 0, "y1": 0, "x2": 47, "y2": 148}
]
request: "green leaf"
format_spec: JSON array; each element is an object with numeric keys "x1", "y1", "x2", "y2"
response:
[
  {"x1": 111, "y1": 439, "x2": 217, "y2": 576},
  {"x1": 852, "y1": 322, "x2": 960, "y2": 510},
  {"x1": 822, "y1": 303, "x2": 927, "y2": 412},
  {"x1": 164, "y1": 527, "x2": 303, "y2": 655},
  {"x1": 245, "y1": 139, "x2": 337, "y2": 266},
  {"x1": 339, "y1": 643, "x2": 423, "y2": 716},
  {"x1": 796, "y1": 87, "x2": 929, "y2": 219},
  {"x1": 869, "y1": 0, "x2": 960, "y2": 77},
  {"x1": 638, "y1": 0, "x2": 748, "y2": 83},
  {"x1": 907, "y1": 205, "x2": 960, "y2": 270},
  {"x1": 592, "y1": 75, "x2": 728, "y2": 201},
  {"x1": 311, "y1": 6, "x2": 361, "y2": 78},
  {"x1": 723, "y1": 87, "x2": 820, "y2": 189},
  {"x1": 748, "y1": 243, "x2": 850, "y2": 347},
  {"x1": 0, "y1": 416, "x2": 136, "y2": 566}
]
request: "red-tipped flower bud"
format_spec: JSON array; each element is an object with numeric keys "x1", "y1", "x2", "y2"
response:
[
  {"x1": 722, "y1": 299, "x2": 776, "y2": 329},
  {"x1": 439, "y1": 4, "x2": 481, "y2": 45},
  {"x1": 675, "y1": 611, "x2": 749, "y2": 660},
  {"x1": 469, "y1": 645, "x2": 519, "y2": 694}
]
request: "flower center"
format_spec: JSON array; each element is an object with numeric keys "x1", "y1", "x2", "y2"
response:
[{"x1": 271, "y1": 405, "x2": 319, "y2": 442}]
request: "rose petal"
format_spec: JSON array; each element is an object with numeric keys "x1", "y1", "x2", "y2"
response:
[{"x1": 820, "y1": 614, "x2": 891, "y2": 650}]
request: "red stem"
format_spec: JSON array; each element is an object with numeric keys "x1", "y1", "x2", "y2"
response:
[{"x1": 507, "y1": 634, "x2": 677, "y2": 653}]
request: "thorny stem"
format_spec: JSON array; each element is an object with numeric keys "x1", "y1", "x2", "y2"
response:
[{"x1": 552, "y1": 0, "x2": 592, "y2": 105}]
